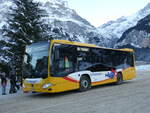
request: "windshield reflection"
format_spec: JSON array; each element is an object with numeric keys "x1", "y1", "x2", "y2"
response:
[{"x1": 23, "y1": 42, "x2": 49, "y2": 78}]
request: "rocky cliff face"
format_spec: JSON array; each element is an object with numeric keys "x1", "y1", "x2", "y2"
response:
[
  {"x1": 0, "y1": 0, "x2": 106, "y2": 45},
  {"x1": 1, "y1": 0, "x2": 150, "y2": 62},
  {"x1": 116, "y1": 14, "x2": 150, "y2": 61},
  {"x1": 40, "y1": 0, "x2": 106, "y2": 46},
  {"x1": 0, "y1": 0, "x2": 106, "y2": 62}
]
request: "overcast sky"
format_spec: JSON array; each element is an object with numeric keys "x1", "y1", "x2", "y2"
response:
[{"x1": 68, "y1": 0, "x2": 150, "y2": 27}]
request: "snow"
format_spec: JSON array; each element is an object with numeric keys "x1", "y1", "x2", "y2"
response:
[
  {"x1": 0, "y1": 80, "x2": 40, "y2": 100},
  {"x1": 0, "y1": 56, "x2": 10, "y2": 63},
  {"x1": 34, "y1": 0, "x2": 69, "y2": 7},
  {"x1": 131, "y1": 43, "x2": 141, "y2": 48},
  {"x1": 98, "y1": 2, "x2": 150, "y2": 47},
  {"x1": 2, "y1": 47, "x2": 10, "y2": 50},
  {"x1": 44, "y1": 16, "x2": 93, "y2": 29},
  {"x1": 136, "y1": 65, "x2": 150, "y2": 71},
  {"x1": 0, "y1": 84, "x2": 32, "y2": 100}
]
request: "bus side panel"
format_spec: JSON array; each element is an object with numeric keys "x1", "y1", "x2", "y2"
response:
[
  {"x1": 122, "y1": 67, "x2": 136, "y2": 80},
  {"x1": 91, "y1": 78, "x2": 117, "y2": 86},
  {"x1": 23, "y1": 77, "x2": 79, "y2": 93},
  {"x1": 46, "y1": 77, "x2": 79, "y2": 93}
]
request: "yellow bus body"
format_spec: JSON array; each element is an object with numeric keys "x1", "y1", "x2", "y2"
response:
[{"x1": 23, "y1": 40, "x2": 136, "y2": 93}]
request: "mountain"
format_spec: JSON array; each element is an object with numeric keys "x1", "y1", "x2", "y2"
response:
[
  {"x1": 0, "y1": 0, "x2": 107, "y2": 46},
  {"x1": 35, "y1": 0, "x2": 106, "y2": 46},
  {"x1": 1, "y1": 0, "x2": 150, "y2": 63},
  {"x1": 115, "y1": 14, "x2": 150, "y2": 61},
  {"x1": 97, "y1": 3, "x2": 150, "y2": 47},
  {"x1": 0, "y1": 0, "x2": 106, "y2": 63}
]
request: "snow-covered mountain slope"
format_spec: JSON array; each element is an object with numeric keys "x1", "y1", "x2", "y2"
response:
[
  {"x1": 1, "y1": 0, "x2": 150, "y2": 63},
  {"x1": 0, "y1": 0, "x2": 106, "y2": 45},
  {"x1": 38, "y1": 0, "x2": 105, "y2": 45},
  {"x1": 0, "y1": 0, "x2": 107, "y2": 63},
  {"x1": 115, "y1": 14, "x2": 150, "y2": 61},
  {"x1": 97, "y1": 3, "x2": 150, "y2": 47},
  {"x1": 116, "y1": 14, "x2": 150, "y2": 48}
]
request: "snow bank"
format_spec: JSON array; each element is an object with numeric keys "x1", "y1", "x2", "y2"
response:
[{"x1": 136, "y1": 65, "x2": 150, "y2": 71}]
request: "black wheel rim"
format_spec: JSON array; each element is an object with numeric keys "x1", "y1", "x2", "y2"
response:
[{"x1": 81, "y1": 79, "x2": 89, "y2": 88}]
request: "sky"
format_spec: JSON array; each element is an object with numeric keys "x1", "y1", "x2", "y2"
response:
[{"x1": 68, "y1": 0, "x2": 150, "y2": 27}]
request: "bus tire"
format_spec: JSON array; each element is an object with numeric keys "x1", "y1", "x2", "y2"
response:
[
  {"x1": 116, "y1": 73, "x2": 123, "y2": 85},
  {"x1": 79, "y1": 76, "x2": 91, "y2": 92}
]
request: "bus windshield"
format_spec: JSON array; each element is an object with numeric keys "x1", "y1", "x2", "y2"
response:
[{"x1": 23, "y1": 42, "x2": 49, "y2": 78}]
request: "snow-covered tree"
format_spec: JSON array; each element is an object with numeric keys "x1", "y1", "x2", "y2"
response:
[
  {"x1": 4, "y1": 0, "x2": 47, "y2": 44},
  {"x1": 2, "y1": 0, "x2": 47, "y2": 74}
]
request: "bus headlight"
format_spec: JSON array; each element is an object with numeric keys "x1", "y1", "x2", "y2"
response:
[
  {"x1": 23, "y1": 83, "x2": 25, "y2": 88},
  {"x1": 42, "y1": 83, "x2": 52, "y2": 89}
]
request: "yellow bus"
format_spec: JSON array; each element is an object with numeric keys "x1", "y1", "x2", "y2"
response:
[{"x1": 23, "y1": 40, "x2": 136, "y2": 93}]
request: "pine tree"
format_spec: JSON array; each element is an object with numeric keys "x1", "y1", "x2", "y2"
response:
[
  {"x1": 5, "y1": 0, "x2": 46, "y2": 44},
  {"x1": 2, "y1": 0, "x2": 47, "y2": 75}
]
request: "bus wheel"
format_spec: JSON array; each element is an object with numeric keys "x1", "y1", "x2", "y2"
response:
[
  {"x1": 79, "y1": 76, "x2": 91, "y2": 92},
  {"x1": 116, "y1": 73, "x2": 123, "y2": 85}
]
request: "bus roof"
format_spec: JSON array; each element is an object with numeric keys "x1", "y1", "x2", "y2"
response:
[
  {"x1": 51, "y1": 39, "x2": 134, "y2": 52},
  {"x1": 51, "y1": 39, "x2": 97, "y2": 48}
]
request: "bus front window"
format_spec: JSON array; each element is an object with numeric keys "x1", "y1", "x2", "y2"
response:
[{"x1": 23, "y1": 42, "x2": 49, "y2": 78}]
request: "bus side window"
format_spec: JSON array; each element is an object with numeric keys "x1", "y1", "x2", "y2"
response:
[
  {"x1": 127, "y1": 53, "x2": 134, "y2": 67},
  {"x1": 64, "y1": 56, "x2": 69, "y2": 68}
]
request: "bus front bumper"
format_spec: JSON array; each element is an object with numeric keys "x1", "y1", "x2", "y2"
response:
[{"x1": 23, "y1": 82, "x2": 53, "y2": 93}]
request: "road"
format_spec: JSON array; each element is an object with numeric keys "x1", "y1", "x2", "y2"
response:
[{"x1": 0, "y1": 70, "x2": 150, "y2": 113}]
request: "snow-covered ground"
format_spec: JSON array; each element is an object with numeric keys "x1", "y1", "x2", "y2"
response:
[
  {"x1": 135, "y1": 64, "x2": 150, "y2": 71},
  {"x1": 0, "y1": 81, "x2": 32, "y2": 100},
  {"x1": 0, "y1": 64, "x2": 150, "y2": 99}
]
